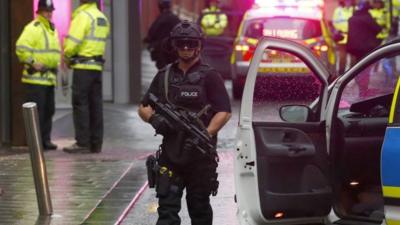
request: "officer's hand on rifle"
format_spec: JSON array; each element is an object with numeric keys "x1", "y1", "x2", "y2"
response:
[
  {"x1": 149, "y1": 114, "x2": 174, "y2": 135},
  {"x1": 182, "y1": 136, "x2": 201, "y2": 152}
]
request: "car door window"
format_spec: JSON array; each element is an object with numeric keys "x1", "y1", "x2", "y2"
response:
[{"x1": 252, "y1": 49, "x2": 323, "y2": 122}]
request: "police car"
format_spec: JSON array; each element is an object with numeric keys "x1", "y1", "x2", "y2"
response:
[
  {"x1": 234, "y1": 36, "x2": 400, "y2": 224},
  {"x1": 230, "y1": 0, "x2": 335, "y2": 99}
]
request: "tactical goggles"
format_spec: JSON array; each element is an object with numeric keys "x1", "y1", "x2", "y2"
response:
[{"x1": 173, "y1": 39, "x2": 201, "y2": 49}]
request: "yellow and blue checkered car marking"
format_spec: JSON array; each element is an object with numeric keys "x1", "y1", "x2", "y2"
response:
[{"x1": 382, "y1": 78, "x2": 400, "y2": 224}]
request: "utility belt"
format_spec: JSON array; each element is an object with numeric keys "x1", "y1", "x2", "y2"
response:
[
  {"x1": 70, "y1": 55, "x2": 105, "y2": 66},
  {"x1": 146, "y1": 153, "x2": 177, "y2": 197},
  {"x1": 145, "y1": 147, "x2": 219, "y2": 196},
  {"x1": 26, "y1": 65, "x2": 58, "y2": 75}
]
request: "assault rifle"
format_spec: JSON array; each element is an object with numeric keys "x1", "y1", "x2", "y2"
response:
[{"x1": 148, "y1": 93, "x2": 215, "y2": 156}]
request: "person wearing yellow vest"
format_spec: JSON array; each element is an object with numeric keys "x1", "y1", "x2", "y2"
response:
[
  {"x1": 200, "y1": 0, "x2": 228, "y2": 36},
  {"x1": 332, "y1": 0, "x2": 355, "y2": 75},
  {"x1": 370, "y1": 0, "x2": 390, "y2": 42},
  {"x1": 393, "y1": 0, "x2": 400, "y2": 18},
  {"x1": 63, "y1": 0, "x2": 110, "y2": 154},
  {"x1": 16, "y1": 0, "x2": 60, "y2": 150}
]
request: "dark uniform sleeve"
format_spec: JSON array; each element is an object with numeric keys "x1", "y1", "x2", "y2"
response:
[
  {"x1": 205, "y1": 70, "x2": 231, "y2": 113},
  {"x1": 141, "y1": 72, "x2": 162, "y2": 106}
]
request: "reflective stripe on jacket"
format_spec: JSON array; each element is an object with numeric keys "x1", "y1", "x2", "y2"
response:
[
  {"x1": 332, "y1": 6, "x2": 354, "y2": 44},
  {"x1": 201, "y1": 6, "x2": 228, "y2": 36},
  {"x1": 64, "y1": 3, "x2": 110, "y2": 71},
  {"x1": 15, "y1": 15, "x2": 60, "y2": 86}
]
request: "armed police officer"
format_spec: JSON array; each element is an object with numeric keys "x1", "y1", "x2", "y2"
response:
[
  {"x1": 16, "y1": 0, "x2": 60, "y2": 150},
  {"x1": 144, "y1": 0, "x2": 180, "y2": 69},
  {"x1": 138, "y1": 21, "x2": 231, "y2": 225},
  {"x1": 63, "y1": 0, "x2": 110, "y2": 154}
]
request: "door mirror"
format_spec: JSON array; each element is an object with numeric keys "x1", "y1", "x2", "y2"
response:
[{"x1": 279, "y1": 105, "x2": 311, "y2": 122}]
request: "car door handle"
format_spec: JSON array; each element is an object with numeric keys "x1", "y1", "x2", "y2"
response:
[{"x1": 288, "y1": 147, "x2": 307, "y2": 154}]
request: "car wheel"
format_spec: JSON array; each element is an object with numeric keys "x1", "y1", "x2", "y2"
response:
[{"x1": 232, "y1": 78, "x2": 243, "y2": 100}]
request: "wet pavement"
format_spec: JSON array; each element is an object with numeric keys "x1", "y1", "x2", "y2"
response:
[
  {"x1": 120, "y1": 151, "x2": 238, "y2": 225},
  {"x1": 0, "y1": 104, "x2": 238, "y2": 225}
]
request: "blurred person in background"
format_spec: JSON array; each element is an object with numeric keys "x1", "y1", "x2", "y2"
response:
[
  {"x1": 16, "y1": 0, "x2": 60, "y2": 150},
  {"x1": 347, "y1": 0, "x2": 382, "y2": 97},
  {"x1": 369, "y1": 0, "x2": 389, "y2": 43},
  {"x1": 332, "y1": 0, "x2": 355, "y2": 75},
  {"x1": 63, "y1": 0, "x2": 110, "y2": 154},
  {"x1": 370, "y1": 0, "x2": 398, "y2": 87},
  {"x1": 144, "y1": 0, "x2": 181, "y2": 69},
  {"x1": 200, "y1": 0, "x2": 228, "y2": 36}
]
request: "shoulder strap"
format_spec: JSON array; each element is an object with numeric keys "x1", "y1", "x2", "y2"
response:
[{"x1": 164, "y1": 64, "x2": 173, "y2": 104}]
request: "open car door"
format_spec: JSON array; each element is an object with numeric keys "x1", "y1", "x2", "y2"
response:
[
  {"x1": 235, "y1": 37, "x2": 331, "y2": 225},
  {"x1": 324, "y1": 41, "x2": 400, "y2": 224},
  {"x1": 382, "y1": 78, "x2": 400, "y2": 225}
]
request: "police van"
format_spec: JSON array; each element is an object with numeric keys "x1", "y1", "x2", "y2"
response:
[
  {"x1": 234, "y1": 36, "x2": 400, "y2": 224},
  {"x1": 230, "y1": 0, "x2": 336, "y2": 99}
]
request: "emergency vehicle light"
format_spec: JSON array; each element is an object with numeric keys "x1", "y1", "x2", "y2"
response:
[
  {"x1": 235, "y1": 44, "x2": 250, "y2": 51},
  {"x1": 254, "y1": 0, "x2": 323, "y2": 8},
  {"x1": 313, "y1": 44, "x2": 328, "y2": 52},
  {"x1": 320, "y1": 45, "x2": 328, "y2": 52}
]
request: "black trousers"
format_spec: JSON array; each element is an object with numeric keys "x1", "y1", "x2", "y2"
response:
[
  {"x1": 72, "y1": 69, "x2": 103, "y2": 150},
  {"x1": 24, "y1": 84, "x2": 55, "y2": 143},
  {"x1": 156, "y1": 161, "x2": 216, "y2": 225}
]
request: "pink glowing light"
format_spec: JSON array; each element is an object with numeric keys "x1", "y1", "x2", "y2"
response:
[{"x1": 99, "y1": 0, "x2": 104, "y2": 11}]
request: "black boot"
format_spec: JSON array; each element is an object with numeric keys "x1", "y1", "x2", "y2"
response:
[
  {"x1": 63, "y1": 143, "x2": 89, "y2": 153},
  {"x1": 43, "y1": 141, "x2": 58, "y2": 150}
]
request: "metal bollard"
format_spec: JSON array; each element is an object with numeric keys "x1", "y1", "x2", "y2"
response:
[{"x1": 22, "y1": 102, "x2": 53, "y2": 216}]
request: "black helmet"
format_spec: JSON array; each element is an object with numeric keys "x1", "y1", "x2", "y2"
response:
[
  {"x1": 37, "y1": 0, "x2": 55, "y2": 11},
  {"x1": 158, "y1": 0, "x2": 171, "y2": 9},
  {"x1": 170, "y1": 20, "x2": 203, "y2": 40}
]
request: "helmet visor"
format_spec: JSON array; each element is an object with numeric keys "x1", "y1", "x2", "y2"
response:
[{"x1": 173, "y1": 39, "x2": 201, "y2": 49}]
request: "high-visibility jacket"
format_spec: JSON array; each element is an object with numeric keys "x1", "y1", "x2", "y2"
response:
[
  {"x1": 15, "y1": 15, "x2": 60, "y2": 86},
  {"x1": 369, "y1": 8, "x2": 390, "y2": 40},
  {"x1": 200, "y1": 6, "x2": 228, "y2": 36},
  {"x1": 332, "y1": 6, "x2": 354, "y2": 44},
  {"x1": 64, "y1": 3, "x2": 110, "y2": 71},
  {"x1": 393, "y1": 0, "x2": 400, "y2": 17}
]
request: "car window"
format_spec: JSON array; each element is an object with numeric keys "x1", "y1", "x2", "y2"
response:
[
  {"x1": 252, "y1": 48, "x2": 323, "y2": 122},
  {"x1": 244, "y1": 18, "x2": 322, "y2": 40},
  {"x1": 339, "y1": 55, "x2": 398, "y2": 113}
]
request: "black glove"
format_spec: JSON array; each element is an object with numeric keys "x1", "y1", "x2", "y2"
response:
[
  {"x1": 182, "y1": 136, "x2": 201, "y2": 152},
  {"x1": 333, "y1": 30, "x2": 344, "y2": 42},
  {"x1": 149, "y1": 114, "x2": 173, "y2": 135}
]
